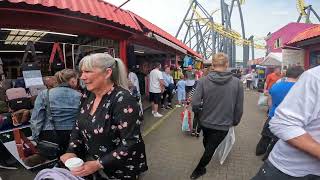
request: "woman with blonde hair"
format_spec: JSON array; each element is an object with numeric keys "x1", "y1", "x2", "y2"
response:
[
  {"x1": 60, "y1": 53, "x2": 148, "y2": 180},
  {"x1": 30, "y1": 69, "x2": 81, "y2": 156}
]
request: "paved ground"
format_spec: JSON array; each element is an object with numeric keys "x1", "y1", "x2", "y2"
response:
[
  {"x1": 0, "y1": 90, "x2": 267, "y2": 180},
  {"x1": 140, "y1": 90, "x2": 267, "y2": 180}
]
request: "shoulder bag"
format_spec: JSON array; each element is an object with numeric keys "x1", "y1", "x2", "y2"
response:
[{"x1": 36, "y1": 89, "x2": 61, "y2": 160}]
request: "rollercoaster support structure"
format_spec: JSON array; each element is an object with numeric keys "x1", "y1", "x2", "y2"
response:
[
  {"x1": 297, "y1": 5, "x2": 320, "y2": 23},
  {"x1": 176, "y1": 0, "x2": 249, "y2": 67}
]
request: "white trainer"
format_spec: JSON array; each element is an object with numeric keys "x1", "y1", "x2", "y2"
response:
[{"x1": 153, "y1": 112, "x2": 163, "y2": 118}]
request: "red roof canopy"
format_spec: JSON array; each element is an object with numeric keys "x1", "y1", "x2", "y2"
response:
[
  {"x1": 4, "y1": 0, "x2": 202, "y2": 58},
  {"x1": 288, "y1": 25, "x2": 320, "y2": 45},
  {"x1": 129, "y1": 12, "x2": 202, "y2": 58},
  {"x1": 6, "y1": 0, "x2": 142, "y2": 31}
]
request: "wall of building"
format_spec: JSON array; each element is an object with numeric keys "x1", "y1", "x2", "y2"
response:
[
  {"x1": 282, "y1": 49, "x2": 305, "y2": 67},
  {"x1": 266, "y1": 23, "x2": 316, "y2": 53}
]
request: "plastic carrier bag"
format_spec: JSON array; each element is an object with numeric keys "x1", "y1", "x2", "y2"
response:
[
  {"x1": 214, "y1": 127, "x2": 235, "y2": 164},
  {"x1": 258, "y1": 93, "x2": 268, "y2": 106},
  {"x1": 181, "y1": 109, "x2": 191, "y2": 132}
]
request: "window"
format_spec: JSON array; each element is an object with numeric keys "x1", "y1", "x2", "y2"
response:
[
  {"x1": 274, "y1": 38, "x2": 281, "y2": 49},
  {"x1": 310, "y1": 51, "x2": 320, "y2": 68}
]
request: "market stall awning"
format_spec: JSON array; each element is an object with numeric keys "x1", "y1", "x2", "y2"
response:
[
  {"x1": 4, "y1": 0, "x2": 142, "y2": 32},
  {"x1": 129, "y1": 11, "x2": 202, "y2": 58},
  {"x1": 152, "y1": 33, "x2": 187, "y2": 54},
  {"x1": 287, "y1": 25, "x2": 320, "y2": 45},
  {"x1": 261, "y1": 53, "x2": 282, "y2": 66}
]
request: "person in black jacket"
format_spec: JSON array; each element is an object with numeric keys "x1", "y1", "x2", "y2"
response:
[{"x1": 190, "y1": 53, "x2": 244, "y2": 179}]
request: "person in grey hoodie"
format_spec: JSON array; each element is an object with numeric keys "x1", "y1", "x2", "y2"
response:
[{"x1": 190, "y1": 53, "x2": 244, "y2": 179}]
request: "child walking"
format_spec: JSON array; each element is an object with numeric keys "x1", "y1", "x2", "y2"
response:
[{"x1": 176, "y1": 75, "x2": 186, "y2": 107}]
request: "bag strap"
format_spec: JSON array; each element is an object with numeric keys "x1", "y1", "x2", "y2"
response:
[
  {"x1": 45, "y1": 89, "x2": 56, "y2": 130},
  {"x1": 22, "y1": 41, "x2": 37, "y2": 64}
]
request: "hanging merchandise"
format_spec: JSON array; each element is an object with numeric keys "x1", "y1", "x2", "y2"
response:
[
  {"x1": 195, "y1": 61, "x2": 202, "y2": 70},
  {"x1": 74, "y1": 45, "x2": 85, "y2": 71},
  {"x1": 21, "y1": 41, "x2": 40, "y2": 71},
  {"x1": 49, "y1": 43, "x2": 65, "y2": 75},
  {"x1": 183, "y1": 55, "x2": 193, "y2": 67}
]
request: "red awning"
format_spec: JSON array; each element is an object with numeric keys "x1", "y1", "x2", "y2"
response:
[
  {"x1": 4, "y1": 0, "x2": 202, "y2": 58},
  {"x1": 5, "y1": 0, "x2": 142, "y2": 32},
  {"x1": 288, "y1": 25, "x2": 320, "y2": 45},
  {"x1": 129, "y1": 12, "x2": 202, "y2": 58}
]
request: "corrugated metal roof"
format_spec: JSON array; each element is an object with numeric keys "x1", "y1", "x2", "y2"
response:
[
  {"x1": 129, "y1": 12, "x2": 202, "y2": 58},
  {"x1": 4, "y1": 0, "x2": 202, "y2": 58},
  {"x1": 288, "y1": 25, "x2": 320, "y2": 45},
  {"x1": 6, "y1": 0, "x2": 142, "y2": 31}
]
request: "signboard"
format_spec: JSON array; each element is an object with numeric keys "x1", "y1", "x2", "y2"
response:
[{"x1": 22, "y1": 70, "x2": 44, "y2": 87}]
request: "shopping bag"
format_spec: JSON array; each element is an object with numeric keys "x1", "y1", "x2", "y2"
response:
[
  {"x1": 257, "y1": 93, "x2": 268, "y2": 106},
  {"x1": 181, "y1": 109, "x2": 191, "y2": 132},
  {"x1": 214, "y1": 127, "x2": 235, "y2": 165}
]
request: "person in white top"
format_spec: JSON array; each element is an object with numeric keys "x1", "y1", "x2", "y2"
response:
[
  {"x1": 251, "y1": 66, "x2": 320, "y2": 180},
  {"x1": 128, "y1": 67, "x2": 140, "y2": 94},
  {"x1": 149, "y1": 62, "x2": 164, "y2": 118}
]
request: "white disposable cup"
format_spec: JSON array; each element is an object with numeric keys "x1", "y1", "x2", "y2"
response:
[{"x1": 65, "y1": 157, "x2": 84, "y2": 171}]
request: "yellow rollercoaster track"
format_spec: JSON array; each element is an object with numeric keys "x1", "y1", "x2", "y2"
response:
[
  {"x1": 190, "y1": 0, "x2": 266, "y2": 49},
  {"x1": 297, "y1": 0, "x2": 307, "y2": 16}
]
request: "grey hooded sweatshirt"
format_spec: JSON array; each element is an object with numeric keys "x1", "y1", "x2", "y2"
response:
[{"x1": 192, "y1": 71, "x2": 244, "y2": 131}]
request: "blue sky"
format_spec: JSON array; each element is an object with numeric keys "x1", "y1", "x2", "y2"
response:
[{"x1": 106, "y1": 0, "x2": 320, "y2": 60}]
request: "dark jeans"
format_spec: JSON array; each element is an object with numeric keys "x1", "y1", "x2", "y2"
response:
[
  {"x1": 39, "y1": 130, "x2": 72, "y2": 154},
  {"x1": 195, "y1": 127, "x2": 228, "y2": 170},
  {"x1": 192, "y1": 112, "x2": 201, "y2": 134},
  {"x1": 161, "y1": 87, "x2": 173, "y2": 106},
  {"x1": 256, "y1": 118, "x2": 277, "y2": 157},
  {"x1": 247, "y1": 80, "x2": 252, "y2": 89},
  {"x1": 252, "y1": 160, "x2": 320, "y2": 180}
]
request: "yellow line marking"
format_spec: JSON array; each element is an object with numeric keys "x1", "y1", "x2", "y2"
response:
[{"x1": 142, "y1": 107, "x2": 178, "y2": 137}]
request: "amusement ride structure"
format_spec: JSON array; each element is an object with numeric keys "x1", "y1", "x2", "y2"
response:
[{"x1": 176, "y1": 0, "x2": 319, "y2": 67}]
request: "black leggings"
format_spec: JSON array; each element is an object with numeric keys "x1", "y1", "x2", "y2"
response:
[
  {"x1": 192, "y1": 112, "x2": 201, "y2": 134},
  {"x1": 161, "y1": 87, "x2": 173, "y2": 105}
]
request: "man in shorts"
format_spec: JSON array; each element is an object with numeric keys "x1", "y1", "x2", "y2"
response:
[{"x1": 149, "y1": 62, "x2": 165, "y2": 118}]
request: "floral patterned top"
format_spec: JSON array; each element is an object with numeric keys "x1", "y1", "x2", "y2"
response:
[{"x1": 66, "y1": 86, "x2": 148, "y2": 179}]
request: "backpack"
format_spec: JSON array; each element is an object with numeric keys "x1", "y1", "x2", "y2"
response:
[
  {"x1": 21, "y1": 41, "x2": 40, "y2": 71},
  {"x1": 13, "y1": 78, "x2": 26, "y2": 88},
  {"x1": 0, "y1": 113, "x2": 13, "y2": 130},
  {"x1": 6, "y1": 88, "x2": 29, "y2": 101},
  {"x1": 49, "y1": 43, "x2": 65, "y2": 75},
  {"x1": 8, "y1": 98, "x2": 33, "y2": 111}
]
